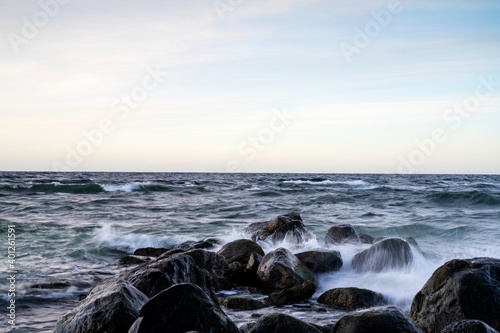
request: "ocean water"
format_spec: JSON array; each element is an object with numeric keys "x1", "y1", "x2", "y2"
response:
[{"x1": 0, "y1": 172, "x2": 499, "y2": 332}]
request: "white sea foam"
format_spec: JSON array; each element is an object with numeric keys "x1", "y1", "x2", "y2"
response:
[
  {"x1": 100, "y1": 182, "x2": 149, "y2": 192},
  {"x1": 94, "y1": 224, "x2": 185, "y2": 251},
  {"x1": 283, "y1": 179, "x2": 370, "y2": 187}
]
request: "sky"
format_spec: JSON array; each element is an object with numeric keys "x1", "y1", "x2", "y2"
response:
[{"x1": 1, "y1": 0, "x2": 499, "y2": 173}]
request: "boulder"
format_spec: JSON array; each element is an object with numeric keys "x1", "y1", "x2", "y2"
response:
[
  {"x1": 410, "y1": 257, "x2": 500, "y2": 333},
  {"x1": 268, "y1": 212, "x2": 303, "y2": 233},
  {"x1": 266, "y1": 281, "x2": 316, "y2": 306},
  {"x1": 184, "y1": 249, "x2": 233, "y2": 290},
  {"x1": 359, "y1": 234, "x2": 374, "y2": 244},
  {"x1": 256, "y1": 248, "x2": 313, "y2": 292},
  {"x1": 217, "y1": 239, "x2": 265, "y2": 265},
  {"x1": 333, "y1": 306, "x2": 422, "y2": 333},
  {"x1": 441, "y1": 320, "x2": 499, "y2": 333},
  {"x1": 126, "y1": 253, "x2": 213, "y2": 298},
  {"x1": 271, "y1": 220, "x2": 314, "y2": 244},
  {"x1": 246, "y1": 221, "x2": 271, "y2": 242},
  {"x1": 248, "y1": 313, "x2": 324, "y2": 333},
  {"x1": 118, "y1": 255, "x2": 151, "y2": 266},
  {"x1": 129, "y1": 283, "x2": 239, "y2": 333},
  {"x1": 317, "y1": 287, "x2": 386, "y2": 310},
  {"x1": 174, "y1": 239, "x2": 218, "y2": 251},
  {"x1": 325, "y1": 224, "x2": 360, "y2": 245},
  {"x1": 295, "y1": 250, "x2": 343, "y2": 273},
  {"x1": 54, "y1": 277, "x2": 148, "y2": 333},
  {"x1": 352, "y1": 238, "x2": 413, "y2": 272},
  {"x1": 221, "y1": 297, "x2": 267, "y2": 310},
  {"x1": 133, "y1": 247, "x2": 170, "y2": 257}
]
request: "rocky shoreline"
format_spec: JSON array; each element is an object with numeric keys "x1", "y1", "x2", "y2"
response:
[{"x1": 53, "y1": 213, "x2": 500, "y2": 333}]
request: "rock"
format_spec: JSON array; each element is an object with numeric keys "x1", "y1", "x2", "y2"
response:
[
  {"x1": 221, "y1": 297, "x2": 267, "y2": 310},
  {"x1": 54, "y1": 277, "x2": 148, "y2": 333},
  {"x1": 268, "y1": 212, "x2": 303, "y2": 233},
  {"x1": 317, "y1": 287, "x2": 386, "y2": 310},
  {"x1": 218, "y1": 239, "x2": 265, "y2": 265},
  {"x1": 246, "y1": 221, "x2": 271, "y2": 242},
  {"x1": 359, "y1": 234, "x2": 374, "y2": 244},
  {"x1": 325, "y1": 224, "x2": 360, "y2": 245},
  {"x1": 30, "y1": 281, "x2": 71, "y2": 289},
  {"x1": 246, "y1": 252, "x2": 263, "y2": 273},
  {"x1": 333, "y1": 306, "x2": 422, "y2": 333},
  {"x1": 410, "y1": 257, "x2": 500, "y2": 333},
  {"x1": 266, "y1": 281, "x2": 316, "y2": 306},
  {"x1": 352, "y1": 238, "x2": 413, "y2": 272},
  {"x1": 175, "y1": 239, "x2": 218, "y2": 251},
  {"x1": 118, "y1": 255, "x2": 151, "y2": 266},
  {"x1": 271, "y1": 220, "x2": 314, "y2": 244},
  {"x1": 184, "y1": 249, "x2": 233, "y2": 290},
  {"x1": 442, "y1": 320, "x2": 499, "y2": 333},
  {"x1": 126, "y1": 253, "x2": 213, "y2": 299},
  {"x1": 240, "y1": 322, "x2": 257, "y2": 333},
  {"x1": 133, "y1": 247, "x2": 170, "y2": 257},
  {"x1": 295, "y1": 250, "x2": 343, "y2": 273},
  {"x1": 248, "y1": 313, "x2": 324, "y2": 333},
  {"x1": 129, "y1": 283, "x2": 239, "y2": 333},
  {"x1": 257, "y1": 248, "x2": 314, "y2": 292}
]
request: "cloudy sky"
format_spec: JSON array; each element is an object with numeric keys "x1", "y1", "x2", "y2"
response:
[{"x1": 1, "y1": 0, "x2": 499, "y2": 173}]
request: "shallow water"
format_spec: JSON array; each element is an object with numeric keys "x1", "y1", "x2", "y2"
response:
[{"x1": 0, "y1": 172, "x2": 499, "y2": 331}]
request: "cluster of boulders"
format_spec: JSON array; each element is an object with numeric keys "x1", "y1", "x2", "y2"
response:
[{"x1": 53, "y1": 212, "x2": 500, "y2": 333}]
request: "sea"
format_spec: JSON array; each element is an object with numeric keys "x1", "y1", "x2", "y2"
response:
[{"x1": 0, "y1": 172, "x2": 499, "y2": 332}]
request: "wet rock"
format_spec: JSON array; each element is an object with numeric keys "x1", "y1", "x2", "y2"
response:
[
  {"x1": 221, "y1": 297, "x2": 267, "y2": 310},
  {"x1": 410, "y1": 257, "x2": 500, "y2": 333},
  {"x1": 266, "y1": 281, "x2": 316, "y2": 306},
  {"x1": 333, "y1": 306, "x2": 422, "y2": 333},
  {"x1": 246, "y1": 221, "x2": 272, "y2": 242},
  {"x1": 118, "y1": 255, "x2": 151, "y2": 266},
  {"x1": 442, "y1": 320, "x2": 499, "y2": 333},
  {"x1": 359, "y1": 234, "x2": 375, "y2": 244},
  {"x1": 184, "y1": 249, "x2": 233, "y2": 290},
  {"x1": 175, "y1": 239, "x2": 218, "y2": 251},
  {"x1": 268, "y1": 212, "x2": 303, "y2": 233},
  {"x1": 352, "y1": 238, "x2": 413, "y2": 272},
  {"x1": 54, "y1": 277, "x2": 148, "y2": 333},
  {"x1": 325, "y1": 224, "x2": 360, "y2": 245},
  {"x1": 248, "y1": 313, "x2": 324, "y2": 333},
  {"x1": 129, "y1": 283, "x2": 239, "y2": 333},
  {"x1": 218, "y1": 239, "x2": 265, "y2": 265},
  {"x1": 271, "y1": 220, "x2": 314, "y2": 244},
  {"x1": 257, "y1": 248, "x2": 314, "y2": 292},
  {"x1": 133, "y1": 247, "x2": 170, "y2": 257},
  {"x1": 295, "y1": 250, "x2": 343, "y2": 273},
  {"x1": 126, "y1": 253, "x2": 214, "y2": 299},
  {"x1": 317, "y1": 287, "x2": 386, "y2": 310},
  {"x1": 30, "y1": 281, "x2": 71, "y2": 289},
  {"x1": 246, "y1": 252, "x2": 263, "y2": 273}
]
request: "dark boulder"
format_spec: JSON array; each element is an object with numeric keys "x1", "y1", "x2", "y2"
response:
[
  {"x1": 126, "y1": 253, "x2": 213, "y2": 298},
  {"x1": 217, "y1": 239, "x2": 265, "y2": 265},
  {"x1": 184, "y1": 249, "x2": 233, "y2": 290},
  {"x1": 442, "y1": 320, "x2": 499, "y2": 333},
  {"x1": 352, "y1": 238, "x2": 413, "y2": 272},
  {"x1": 266, "y1": 281, "x2": 316, "y2": 306},
  {"x1": 295, "y1": 250, "x2": 343, "y2": 273},
  {"x1": 129, "y1": 283, "x2": 239, "y2": 333},
  {"x1": 317, "y1": 287, "x2": 386, "y2": 310},
  {"x1": 410, "y1": 257, "x2": 500, "y2": 333},
  {"x1": 246, "y1": 221, "x2": 271, "y2": 242},
  {"x1": 54, "y1": 277, "x2": 148, "y2": 333},
  {"x1": 256, "y1": 248, "x2": 313, "y2": 292},
  {"x1": 271, "y1": 220, "x2": 315, "y2": 244},
  {"x1": 268, "y1": 212, "x2": 303, "y2": 233},
  {"x1": 118, "y1": 255, "x2": 151, "y2": 266},
  {"x1": 325, "y1": 224, "x2": 360, "y2": 245},
  {"x1": 221, "y1": 297, "x2": 267, "y2": 310},
  {"x1": 359, "y1": 234, "x2": 374, "y2": 244},
  {"x1": 333, "y1": 306, "x2": 422, "y2": 333},
  {"x1": 133, "y1": 247, "x2": 170, "y2": 257},
  {"x1": 175, "y1": 239, "x2": 218, "y2": 251},
  {"x1": 248, "y1": 313, "x2": 324, "y2": 333}
]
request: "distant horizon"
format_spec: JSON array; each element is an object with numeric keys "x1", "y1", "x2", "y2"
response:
[{"x1": 1, "y1": 0, "x2": 499, "y2": 174}]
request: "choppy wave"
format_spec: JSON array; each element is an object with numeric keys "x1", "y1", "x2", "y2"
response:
[
  {"x1": 283, "y1": 179, "x2": 370, "y2": 187},
  {"x1": 428, "y1": 190, "x2": 500, "y2": 206}
]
